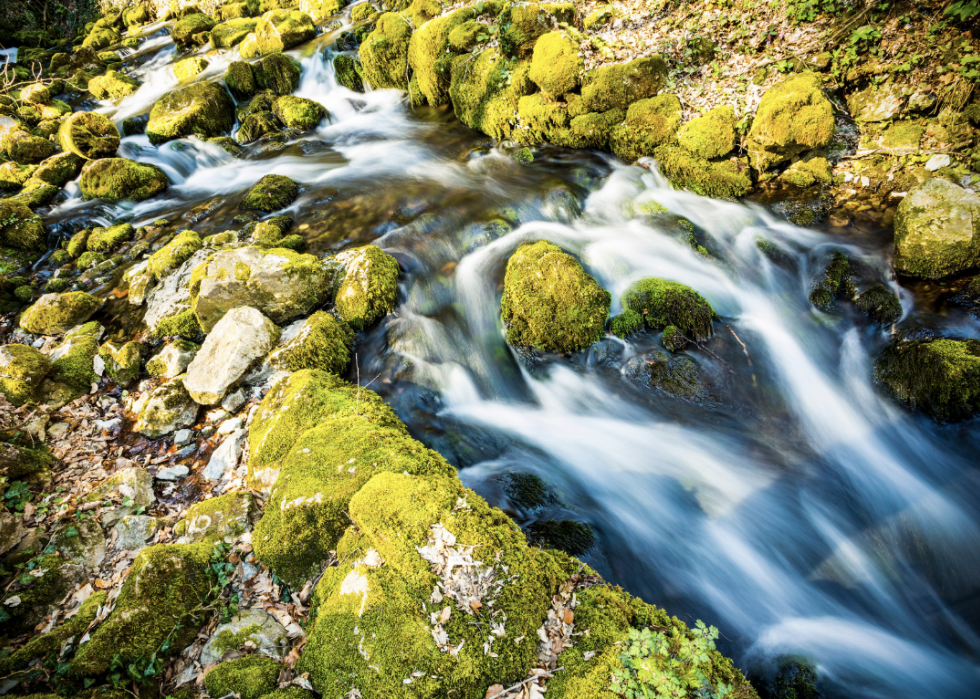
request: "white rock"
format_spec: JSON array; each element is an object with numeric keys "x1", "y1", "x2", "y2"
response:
[
  {"x1": 217, "y1": 417, "x2": 243, "y2": 435},
  {"x1": 93, "y1": 354, "x2": 105, "y2": 377},
  {"x1": 199, "y1": 608, "x2": 289, "y2": 666},
  {"x1": 184, "y1": 307, "x2": 280, "y2": 406},
  {"x1": 147, "y1": 340, "x2": 198, "y2": 379},
  {"x1": 46, "y1": 422, "x2": 69, "y2": 438},
  {"x1": 135, "y1": 376, "x2": 199, "y2": 438},
  {"x1": 203, "y1": 429, "x2": 246, "y2": 480},
  {"x1": 174, "y1": 429, "x2": 193, "y2": 446},
  {"x1": 156, "y1": 465, "x2": 190, "y2": 481},
  {"x1": 925, "y1": 154, "x2": 951, "y2": 172},
  {"x1": 113, "y1": 514, "x2": 165, "y2": 551},
  {"x1": 144, "y1": 249, "x2": 210, "y2": 332},
  {"x1": 221, "y1": 388, "x2": 246, "y2": 413}
]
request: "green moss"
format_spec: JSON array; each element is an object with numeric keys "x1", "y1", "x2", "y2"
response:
[
  {"x1": 609, "y1": 94, "x2": 682, "y2": 162},
  {"x1": 880, "y1": 121, "x2": 925, "y2": 155},
  {"x1": 87, "y1": 222, "x2": 134, "y2": 254},
  {"x1": 239, "y1": 174, "x2": 299, "y2": 212},
  {"x1": 247, "y1": 369, "x2": 406, "y2": 492},
  {"x1": 515, "y1": 93, "x2": 570, "y2": 145},
  {"x1": 583, "y1": 5, "x2": 614, "y2": 29},
  {"x1": 333, "y1": 54, "x2": 365, "y2": 93},
  {"x1": 2, "y1": 127, "x2": 58, "y2": 165},
  {"x1": 528, "y1": 31, "x2": 582, "y2": 97},
  {"x1": 500, "y1": 240, "x2": 610, "y2": 352},
  {"x1": 448, "y1": 19, "x2": 488, "y2": 51},
  {"x1": 151, "y1": 308, "x2": 203, "y2": 339},
  {"x1": 33, "y1": 152, "x2": 84, "y2": 188},
  {"x1": 622, "y1": 278, "x2": 715, "y2": 340},
  {"x1": 779, "y1": 157, "x2": 832, "y2": 188},
  {"x1": 82, "y1": 27, "x2": 121, "y2": 49},
  {"x1": 89, "y1": 69, "x2": 141, "y2": 100},
  {"x1": 808, "y1": 251, "x2": 853, "y2": 309},
  {"x1": 407, "y1": 8, "x2": 474, "y2": 106},
  {"x1": 205, "y1": 657, "x2": 280, "y2": 699},
  {"x1": 254, "y1": 54, "x2": 303, "y2": 95},
  {"x1": 48, "y1": 334, "x2": 99, "y2": 394},
  {"x1": 0, "y1": 441, "x2": 56, "y2": 481},
  {"x1": 581, "y1": 56, "x2": 668, "y2": 113},
  {"x1": 273, "y1": 95, "x2": 328, "y2": 130},
  {"x1": 99, "y1": 340, "x2": 142, "y2": 385},
  {"x1": 211, "y1": 18, "x2": 259, "y2": 48},
  {"x1": 172, "y1": 12, "x2": 216, "y2": 48},
  {"x1": 360, "y1": 13, "x2": 412, "y2": 90},
  {"x1": 79, "y1": 158, "x2": 170, "y2": 202},
  {"x1": 652, "y1": 144, "x2": 752, "y2": 200},
  {"x1": 526, "y1": 519, "x2": 595, "y2": 555},
  {"x1": 237, "y1": 110, "x2": 282, "y2": 144},
  {"x1": 77, "y1": 250, "x2": 106, "y2": 270},
  {"x1": 855, "y1": 284, "x2": 901, "y2": 326},
  {"x1": 174, "y1": 492, "x2": 256, "y2": 543},
  {"x1": 449, "y1": 48, "x2": 535, "y2": 141},
  {"x1": 3, "y1": 554, "x2": 79, "y2": 635},
  {"x1": 146, "y1": 81, "x2": 235, "y2": 146},
  {"x1": 20, "y1": 291, "x2": 100, "y2": 335},
  {"x1": 746, "y1": 72, "x2": 835, "y2": 172},
  {"x1": 269, "y1": 310, "x2": 354, "y2": 373},
  {"x1": 57, "y1": 111, "x2": 120, "y2": 161},
  {"x1": 609, "y1": 309, "x2": 643, "y2": 338},
  {"x1": 0, "y1": 199, "x2": 46, "y2": 252},
  {"x1": 240, "y1": 10, "x2": 316, "y2": 58},
  {"x1": 351, "y1": 1, "x2": 378, "y2": 20},
  {"x1": 303, "y1": 0, "x2": 347, "y2": 20},
  {"x1": 172, "y1": 57, "x2": 209, "y2": 82},
  {"x1": 676, "y1": 106, "x2": 736, "y2": 160},
  {"x1": 70, "y1": 542, "x2": 214, "y2": 677},
  {"x1": 875, "y1": 338, "x2": 980, "y2": 422},
  {"x1": 66, "y1": 229, "x2": 91, "y2": 258},
  {"x1": 0, "y1": 162, "x2": 37, "y2": 190},
  {"x1": 332, "y1": 244, "x2": 400, "y2": 330},
  {"x1": 499, "y1": 2, "x2": 574, "y2": 58},
  {"x1": 225, "y1": 61, "x2": 258, "y2": 100},
  {"x1": 147, "y1": 231, "x2": 203, "y2": 280},
  {"x1": 514, "y1": 146, "x2": 534, "y2": 163},
  {"x1": 0, "y1": 343, "x2": 49, "y2": 405},
  {"x1": 661, "y1": 324, "x2": 687, "y2": 352}
]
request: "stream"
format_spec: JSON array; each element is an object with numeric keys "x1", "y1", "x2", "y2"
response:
[{"x1": 36, "y1": 12, "x2": 980, "y2": 698}]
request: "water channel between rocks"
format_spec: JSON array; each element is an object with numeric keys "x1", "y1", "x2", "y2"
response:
[{"x1": 35, "y1": 15, "x2": 980, "y2": 699}]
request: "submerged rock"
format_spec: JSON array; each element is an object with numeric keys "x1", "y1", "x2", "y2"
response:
[
  {"x1": 623, "y1": 350, "x2": 706, "y2": 400},
  {"x1": 855, "y1": 284, "x2": 902, "y2": 326},
  {"x1": 894, "y1": 178, "x2": 980, "y2": 280},
  {"x1": 622, "y1": 278, "x2": 715, "y2": 340},
  {"x1": 501, "y1": 240, "x2": 610, "y2": 352}
]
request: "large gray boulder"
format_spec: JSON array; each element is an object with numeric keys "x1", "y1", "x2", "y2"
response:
[
  {"x1": 894, "y1": 178, "x2": 980, "y2": 279},
  {"x1": 191, "y1": 247, "x2": 331, "y2": 333},
  {"x1": 184, "y1": 307, "x2": 280, "y2": 405}
]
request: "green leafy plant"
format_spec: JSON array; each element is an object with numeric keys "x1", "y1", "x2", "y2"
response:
[
  {"x1": 611, "y1": 621, "x2": 731, "y2": 698},
  {"x1": 945, "y1": 0, "x2": 980, "y2": 22},
  {"x1": 3, "y1": 480, "x2": 32, "y2": 513}
]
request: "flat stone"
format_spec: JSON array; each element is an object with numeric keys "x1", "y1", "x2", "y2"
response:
[
  {"x1": 203, "y1": 429, "x2": 246, "y2": 480},
  {"x1": 925, "y1": 154, "x2": 951, "y2": 172},
  {"x1": 113, "y1": 514, "x2": 165, "y2": 551},
  {"x1": 156, "y1": 464, "x2": 190, "y2": 481},
  {"x1": 221, "y1": 388, "x2": 246, "y2": 413},
  {"x1": 174, "y1": 428, "x2": 193, "y2": 446},
  {"x1": 217, "y1": 417, "x2": 243, "y2": 435}
]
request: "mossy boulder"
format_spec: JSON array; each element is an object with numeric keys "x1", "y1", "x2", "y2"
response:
[
  {"x1": 622, "y1": 278, "x2": 715, "y2": 340},
  {"x1": 893, "y1": 178, "x2": 980, "y2": 280},
  {"x1": 500, "y1": 240, "x2": 610, "y2": 352},
  {"x1": 0, "y1": 440, "x2": 55, "y2": 483},
  {"x1": 122, "y1": 4, "x2": 150, "y2": 25},
  {"x1": 846, "y1": 81, "x2": 904, "y2": 123},
  {"x1": 254, "y1": 54, "x2": 302, "y2": 95},
  {"x1": 82, "y1": 27, "x2": 121, "y2": 49},
  {"x1": 528, "y1": 31, "x2": 582, "y2": 97},
  {"x1": 247, "y1": 369, "x2": 405, "y2": 493},
  {"x1": 550, "y1": 108, "x2": 625, "y2": 149},
  {"x1": 331, "y1": 244, "x2": 399, "y2": 330},
  {"x1": 79, "y1": 158, "x2": 169, "y2": 201},
  {"x1": 652, "y1": 145, "x2": 752, "y2": 200},
  {"x1": 175, "y1": 492, "x2": 257, "y2": 543},
  {"x1": 0, "y1": 343, "x2": 50, "y2": 405},
  {"x1": 135, "y1": 375, "x2": 199, "y2": 438},
  {"x1": 779, "y1": 157, "x2": 832, "y2": 188},
  {"x1": 0, "y1": 198, "x2": 46, "y2": 251},
  {"x1": 609, "y1": 93, "x2": 682, "y2": 162},
  {"x1": 77, "y1": 250, "x2": 106, "y2": 270},
  {"x1": 210, "y1": 17, "x2": 259, "y2": 48},
  {"x1": 333, "y1": 54, "x2": 364, "y2": 92},
  {"x1": 225, "y1": 61, "x2": 259, "y2": 100},
  {"x1": 238, "y1": 173, "x2": 299, "y2": 212},
  {"x1": 205, "y1": 657, "x2": 281, "y2": 699},
  {"x1": 87, "y1": 221, "x2": 134, "y2": 253},
  {"x1": 99, "y1": 340, "x2": 142, "y2": 385},
  {"x1": 147, "y1": 230, "x2": 203, "y2": 280},
  {"x1": 449, "y1": 48, "x2": 535, "y2": 141},
  {"x1": 0, "y1": 162, "x2": 37, "y2": 190},
  {"x1": 240, "y1": 9, "x2": 316, "y2": 58},
  {"x1": 89, "y1": 69, "x2": 142, "y2": 100},
  {"x1": 146, "y1": 339, "x2": 199, "y2": 378},
  {"x1": 609, "y1": 309, "x2": 643, "y2": 339},
  {"x1": 875, "y1": 338, "x2": 980, "y2": 422},
  {"x1": 1, "y1": 126, "x2": 58, "y2": 164},
  {"x1": 407, "y1": 7, "x2": 475, "y2": 107},
  {"x1": 58, "y1": 111, "x2": 120, "y2": 160},
  {"x1": 172, "y1": 13, "x2": 217, "y2": 49},
  {"x1": 146, "y1": 81, "x2": 235, "y2": 145},
  {"x1": 676, "y1": 105, "x2": 736, "y2": 160},
  {"x1": 20, "y1": 82, "x2": 51, "y2": 105},
  {"x1": 2, "y1": 554, "x2": 84, "y2": 636},
  {"x1": 44, "y1": 333, "x2": 100, "y2": 401},
  {"x1": 173, "y1": 56, "x2": 209, "y2": 81},
  {"x1": 581, "y1": 56, "x2": 668, "y2": 113},
  {"x1": 20, "y1": 291, "x2": 100, "y2": 335},
  {"x1": 746, "y1": 72, "x2": 835, "y2": 172},
  {"x1": 273, "y1": 95, "x2": 327, "y2": 129},
  {"x1": 855, "y1": 284, "x2": 902, "y2": 326},
  {"x1": 447, "y1": 19, "x2": 488, "y2": 51},
  {"x1": 69, "y1": 542, "x2": 214, "y2": 677},
  {"x1": 499, "y1": 1, "x2": 574, "y2": 58},
  {"x1": 359, "y1": 13, "x2": 412, "y2": 90},
  {"x1": 268, "y1": 310, "x2": 354, "y2": 373},
  {"x1": 237, "y1": 110, "x2": 281, "y2": 144},
  {"x1": 33, "y1": 152, "x2": 84, "y2": 187}
]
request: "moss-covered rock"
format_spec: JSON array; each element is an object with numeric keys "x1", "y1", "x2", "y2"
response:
[
  {"x1": 79, "y1": 158, "x2": 169, "y2": 201},
  {"x1": 136, "y1": 375, "x2": 199, "y2": 437},
  {"x1": 240, "y1": 9, "x2": 316, "y2": 58},
  {"x1": 247, "y1": 369, "x2": 405, "y2": 493},
  {"x1": 807, "y1": 251, "x2": 852, "y2": 309},
  {"x1": 225, "y1": 61, "x2": 259, "y2": 100},
  {"x1": 273, "y1": 95, "x2": 327, "y2": 129},
  {"x1": 45, "y1": 332, "x2": 100, "y2": 400},
  {"x1": 20, "y1": 291, "x2": 100, "y2": 335},
  {"x1": 20, "y1": 82, "x2": 51, "y2": 105},
  {"x1": 675, "y1": 105, "x2": 736, "y2": 160},
  {"x1": 211, "y1": 17, "x2": 259, "y2": 48},
  {"x1": 331, "y1": 244, "x2": 399, "y2": 330},
  {"x1": 500, "y1": 240, "x2": 610, "y2": 352},
  {"x1": 528, "y1": 31, "x2": 582, "y2": 97},
  {"x1": 146, "y1": 338, "x2": 199, "y2": 378},
  {"x1": 77, "y1": 250, "x2": 106, "y2": 270},
  {"x1": 581, "y1": 56, "x2": 667, "y2": 113},
  {"x1": 175, "y1": 492, "x2": 257, "y2": 543},
  {"x1": 32, "y1": 151, "x2": 84, "y2": 187},
  {"x1": 254, "y1": 53, "x2": 302, "y2": 95},
  {"x1": 1, "y1": 126, "x2": 58, "y2": 164},
  {"x1": 652, "y1": 144, "x2": 752, "y2": 199},
  {"x1": 268, "y1": 310, "x2": 354, "y2": 373},
  {"x1": 359, "y1": 12, "x2": 412, "y2": 90},
  {"x1": 237, "y1": 110, "x2": 282, "y2": 144},
  {"x1": 846, "y1": 81, "x2": 904, "y2": 123},
  {"x1": 0, "y1": 343, "x2": 50, "y2": 405},
  {"x1": 172, "y1": 12, "x2": 217, "y2": 48},
  {"x1": 449, "y1": 48, "x2": 535, "y2": 141},
  {"x1": 746, "y1": 72, "x2": 835, "y2": 172},
  {"x1": 875, "y1": 338, "x2": 980, "y2": 422},
  {"x1": 447, "y1": 19, "x2": 488, "y2": 51},
  {"x1": 300, "y1": 0, "x2": 347, "y2": 20},
  {"x1": 0, "y1": 162, "x2": 37, "y2": 190},
  {"x1": 333, "y1": 53, "x2": 364, "y2": 92},
  {"x1": 99, "y1": 340, "x2": 142, "y2": 385},
  {"x1": 893, "y1": 178, "x2": 980, "y2": 280},
  {"x1": 609, "y1": 93, "x2": 682, "y2": 162},
  {"x1": 122, "y1": 4, "x2": 150, "y2": 25},
  {"x1": 58, "y1": 111, "x2": 120, "y2": 160},
  {"x1": 82, "y1": 26, "x2": 121, "y2": 49},
  {"x1": 69, "y1": 542, "x2": 214, "y2": 677},
  {"x1": 173, "y1": 56, "x2": 209, "y2": 81},
  {"x1": 205, "y1": 657, "x2": 280, "y2": 699},
  {"x1": 622, "y1": 278, "x2": 715, "y2": 340},
  {"x1": 609, "y1": 309, "x2": 643, "y2": 338},
  {"x1": 147, "y1": 230, "x2": 203, "y2": 281},
  {"x1": 87, "y1": 221, "x2": 134, "y2": 253},
  {"x1": 406, "y1": 7, "x2": 474, "y2": 107},
  {"x1": 89, "y1": 69, "x2": 142, "y2": 100},
  {"x1": 855, "y1": 284, "x2": 902, "y2": 326},
  {"x1": 0, "y1": 198, "x2": 46, "y2": 252},
  {"x1": 2, "y1": 554, "x2": 84, "y2": 636},
  {"x1": 779, "y1": 157, "x2": 832, "y2": 188},
  {"x1": 238, "y1": 173, "x2": 299, "y2": 212},
  {"x1": 499, "y1": 1, "x2": 574, "y2": 58},
  {"x1": 146, "y1": 81, "x2": 235, "y2": 146}
]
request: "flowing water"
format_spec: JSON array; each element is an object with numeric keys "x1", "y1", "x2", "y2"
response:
[{"x1": 37, "y1": 13, "x2": 980, "y2": 698}]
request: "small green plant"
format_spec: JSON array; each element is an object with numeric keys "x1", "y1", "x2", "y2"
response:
[
  {"x1": 611, "y1": 621, "x2": 732, "y2": 698},
  {"x1": 946, "y1": 0, "x2": 980, "y2": 22},
  {"x1": 3, "y1": 481, "x2": 32, "y2": 512}
]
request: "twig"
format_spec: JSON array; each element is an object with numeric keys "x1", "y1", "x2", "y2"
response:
[
  {"x1": 486, "y1": 667, "x2": 566, "y2": 699},
  {"x1": 726, "y1": 324, "x2": 751, "y2": 367}
]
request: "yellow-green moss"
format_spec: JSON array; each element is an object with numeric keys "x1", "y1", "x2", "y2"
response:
[
  {"x1": 239, "y1": 10, "x2": 316, "y2": 58},
  {"x1": 146, "y1": 81, "x2": 235, "y2": 146},
  {"x1": 622, "y1": 277, "x2": 715, "y2": 340},
  {"x1": 0, "y1": 198, "x2": 46, "y2": 252},
  {"x1": 172, "y1": 12, "x2": 216, "y2": 49},
  {"x1": 98, "y1": 340, "x2": 142, "y2": 385},
  {"x1": 499, "y1": 2, "x2": 574, "y2": 58},
  {"x1": 20, "y1": 291, "x2": 100, "y2": 335},
  {"x1": 273, "y1": 95, "x2": 328, "y2": 130},
  {"x1": 238, "y1": 174, "x2": 299, "y2": 212},
  {"x1": 332, "y1": 244, "x2": 400, "y2": 331},
  {"x1": 58, "y1": 111, "x2": 120, "y2": 160},
  {"x1": 875, "y1": 338, "x2": 980, "y2": 422},
  {"x1": 79, "y1": 158, "x2": 170, "y2": 202},
  {"x1": 407, "y1": 7, "x2": 476, "y2": 107},
  {"x1": 147, "y1": 231, "x2": 203, "y2": 280},
  {"x1": 225, "y1": 61, "x2": 258, "y2": 100},
  {"x1": 779, "y1": 157, "x2": 832, "y2": 188},
  {"x1": 676, "y1": 106, "x2": 736, "y2": 160},
  {"x1": 333, "y1": 54, "x2": 364, "y2": 93},
  {"x1": 174, "y1": 492, "x2": 256, "y2": 543},
  {"x1": 77, "y1": 250, "x2": 105, "y2": 270},
  {"x1": 88, "y1": 69, "x2": 142, "y2": 100},
  {"x1": 173, "y1": 57, "x2": 209, "y2": 82},
  {"x1": 254, "y1": 54, "x2": 303, "y2": 95},
  {"x1": 653, "y1": 144, "x2": 752, "y2": 200},
  {"x1": 87, "y1": 222, "x2": 134, "y2": 254},
  {"x1": 359, "y1": 13, "x2": 413, "y2": 90},
  {"x1": 609, "y1": 93, "x2": 682, "y2": 162},
  {"x1": 449, "y1": 48, "x2": 535, "y2": 141},
  {"x1": 210, "y1": 17, "x2": 259, "y2": 48},
  {"x1": 269, "y1": 310, "x2": 354, "y2": 374},
  {"x1": 528, "y1": 31, "x2": 582, "y2": 97},
  {"x1": 0, "y1": 343, "x2": 49, "y2": 405},
  {"x1": 204, "y1": 657, "x2": 280, "y2": 699},
  {"x1": 581, "y1": 56, "x2": 668, "y2": 113},
  {"x1": 151, "y1": 307, "x2": 203, "y2": 339}
]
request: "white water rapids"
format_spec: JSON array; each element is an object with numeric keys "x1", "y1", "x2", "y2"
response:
[{"x1": 43, "y1": 14, "x2": 980, "y2": 697}]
